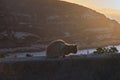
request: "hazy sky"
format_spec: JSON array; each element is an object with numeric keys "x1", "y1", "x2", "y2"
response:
[{"x1": 63, "y1": 0, "x2": 120, "y2": 10}]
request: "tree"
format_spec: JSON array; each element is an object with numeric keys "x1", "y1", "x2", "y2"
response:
[
  {"x1": 93, "y1": 47, "x2": 107, "y2": 54},
  {"x1": 109, "y1": 46, "x2": 118, "y2": 53},
  {"x1": 93, "y1": 46, "x2": 118, "y2": 55}
]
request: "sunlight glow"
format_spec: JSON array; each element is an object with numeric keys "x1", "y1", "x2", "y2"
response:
[
  {"x1": 63, "y1": 0, "x2": 120, "y2": 10},
  {"x1": 62, "y1": 0, "x2": 120, "y2": 23}
]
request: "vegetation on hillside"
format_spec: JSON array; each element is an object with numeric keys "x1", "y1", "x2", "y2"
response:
[{"x1": 0, "y1": 54, "x2": 6, "y2": 58}]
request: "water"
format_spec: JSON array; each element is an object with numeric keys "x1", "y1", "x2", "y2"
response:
[
  {"x1": 7, "y1": 45, "x2": 120, "y2": 58},
  {"x1": 77, "y1": 45, "x2": 120, "y2": 54}
]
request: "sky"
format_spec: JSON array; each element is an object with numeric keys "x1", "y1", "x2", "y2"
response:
[{"x1": 63, "y1": 0, "x2": 120, "y2": 10}]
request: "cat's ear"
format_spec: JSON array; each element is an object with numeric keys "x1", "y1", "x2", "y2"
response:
[{"x1": 74, "y1": 44, "x2": 77, "y2": 47}]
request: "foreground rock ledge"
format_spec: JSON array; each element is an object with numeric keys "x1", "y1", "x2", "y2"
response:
[{"x1": 0, "y1": 56, "x2": 120, "y2": 80}]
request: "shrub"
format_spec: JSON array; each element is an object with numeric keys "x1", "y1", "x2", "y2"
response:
[
  {"x1": 26, "y1": 54, "x2": 33, "y2": 57},
  {"x1": 0, "y1": 54, "x2": 6, "y2": 58}
]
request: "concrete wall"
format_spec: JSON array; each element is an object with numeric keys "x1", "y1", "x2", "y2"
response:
[{"x1": 0, "y1": 57, "x2": 120, "y2": 80}]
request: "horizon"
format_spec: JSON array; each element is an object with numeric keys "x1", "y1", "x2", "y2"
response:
[{"x1": 62, "y1": 0, "x2": 120, "y2": 23}]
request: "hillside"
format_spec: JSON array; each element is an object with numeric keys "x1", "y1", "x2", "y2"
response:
[
  {"x1": 0, "y1": 0, "x2": 120, "y2": 50},
  {"x1": 95, "y1": 8, "x2": 120, "y2": 23}
]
